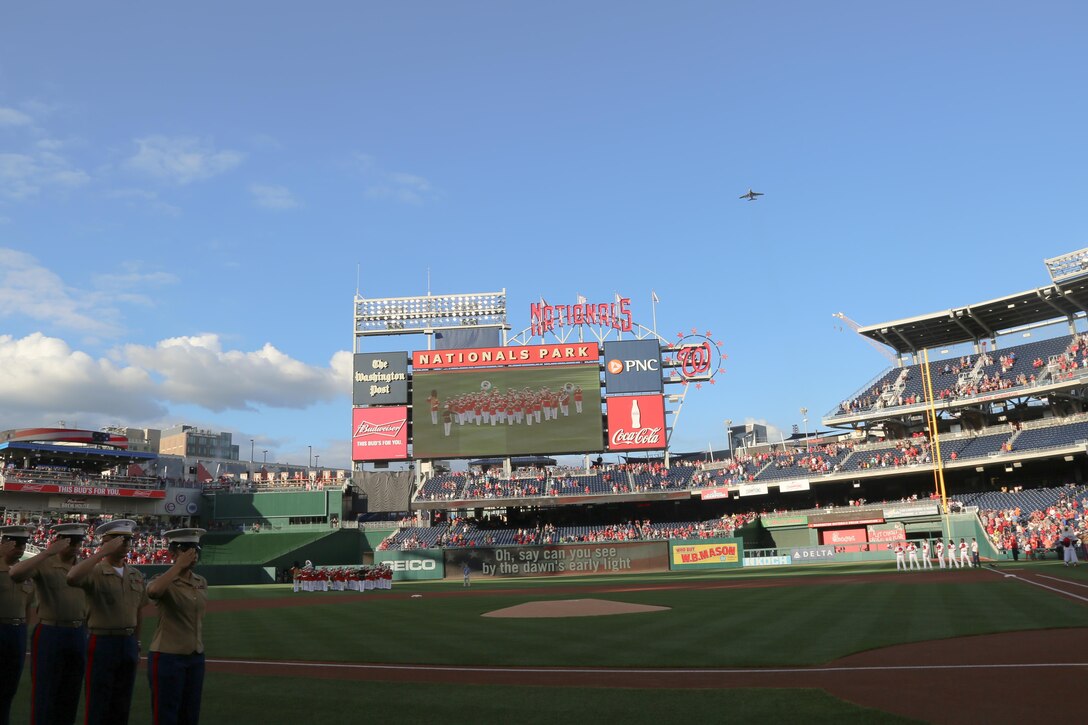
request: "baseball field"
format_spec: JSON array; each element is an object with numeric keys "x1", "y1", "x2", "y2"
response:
[{"x1": 10, "y1": 559, "x2": 1088, "y2": 724}]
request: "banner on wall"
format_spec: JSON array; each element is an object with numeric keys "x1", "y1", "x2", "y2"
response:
[{"x1": 668, "y1": 537, "x2": 744, "y2": 571}]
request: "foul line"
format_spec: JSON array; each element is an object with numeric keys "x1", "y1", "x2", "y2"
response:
[
  {"x1": 205, "y1": 658, "x2": 1088, "y2": 675},
  {"x1": 1036, "y1": 573, "x2": 1088, "y2": 590},
  {"x1": 985, "y1": 567, "x2": 1088, "y2": 603}
]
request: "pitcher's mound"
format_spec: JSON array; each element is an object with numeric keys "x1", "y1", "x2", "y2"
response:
[{"x1": 482, "y1": 598, "x2": 670, "y2": 618}]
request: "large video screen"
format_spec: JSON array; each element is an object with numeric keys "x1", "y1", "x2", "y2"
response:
[{"x1": 412, "y1": 363, "x2": 603, "y2": 459}]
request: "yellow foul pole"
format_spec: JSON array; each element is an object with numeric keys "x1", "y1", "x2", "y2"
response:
[{"x1": 920, "y1": 349, "x2": 951, "y2": 536}]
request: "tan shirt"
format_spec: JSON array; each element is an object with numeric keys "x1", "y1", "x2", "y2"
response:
[
  {"x1": 78, "y1": 561, "x2": 148, "y2": 630},
  {"x1": 149, "y1": 572, "x2": 207, "y2": 654},
  {"x1": 0, "y1": 561, "x2": 34, "y2": 620},
  {"x1": 33, "y1": 558, "x2": 88, "y2": 623}
]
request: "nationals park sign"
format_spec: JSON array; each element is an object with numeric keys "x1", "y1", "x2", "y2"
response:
[{"x1": 413, "y1": 343, "x2": 599, "y2": 370}]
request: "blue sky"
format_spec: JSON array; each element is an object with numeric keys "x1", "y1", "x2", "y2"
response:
[{"x1": 2, "y1": 2, "x2": 1087, "y2": 469}]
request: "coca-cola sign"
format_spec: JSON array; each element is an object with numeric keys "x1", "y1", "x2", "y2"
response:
[
  {"x1": 352, "y1": 406, "x2": 409, "y2": 462},
  {"x1": 606, "y1": 394, "x2": 666, "y2": 451},
  {"x1": 610, "y1": 427, "x2": 663, "y2": 446}
]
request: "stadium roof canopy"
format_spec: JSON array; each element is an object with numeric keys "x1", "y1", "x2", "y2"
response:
[
  {"x1": 468, "y1": 456, "x2": 557, "y2": 467},
  {"x1": 857, "y1": 278, "x2": 1088, "y2": 355},
  {"x1": 0, "y1": 441, "x2": 157, "y2": 462}
]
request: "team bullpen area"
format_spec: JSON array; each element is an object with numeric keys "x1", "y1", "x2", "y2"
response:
[{"x1": 9, "y1": 560, "x2": 1086, "y2": 724}]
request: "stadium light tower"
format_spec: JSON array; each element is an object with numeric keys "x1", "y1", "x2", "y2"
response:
[
  {"x1": 800, "y1": 407, "x2": 809, "y2": 454},
  {"x1": 1045, "y1": 248, "x2": 1088, "y2": 285},
  {"x1": 353, "y1": 290, "x2": 509, "y2": 350},
  {"x1": 724, "y1": 419, "x2": 732, "y2": 460}
]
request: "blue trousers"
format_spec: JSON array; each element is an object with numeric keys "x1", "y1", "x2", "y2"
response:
[
  {"x1": 85, "y1": 634, "x2": 138, "y2": 725},
  {"x1": 31, "y1": 624, "x2": 86, "y2": 725},
  {"x1": 148, "y1": 651, "x2": 205, "y2": 725},
  {"x1": 0, "y1": 623, "x2": 27, "y2": 725}
]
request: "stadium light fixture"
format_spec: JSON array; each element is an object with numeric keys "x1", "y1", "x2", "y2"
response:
[
  {"x1": 800, "y1": 407, "x2": 809, "y2": 454},
  {"x1": 354, "y1": 290, "x2": 508, "y2": 337},
  {"x1": 1045, "y1": 248, "x2": 1088, "y2": 285}
]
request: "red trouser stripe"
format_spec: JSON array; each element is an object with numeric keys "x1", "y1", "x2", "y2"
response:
[
  {"x1": 30, "y1": 625, "x2": 41, "y2": 725},
  {"x1": 151, "y1": 651, "x2": 160, "y2": 725},
  {"x1": 84, "y1": 635, "x2": 97, "y2": 725}
]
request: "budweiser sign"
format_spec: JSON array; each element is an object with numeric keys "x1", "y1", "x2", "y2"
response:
[
  {"x1": 0, "y1": 482, "x2": 166, "y2": 499},
  {"x1": 353, "y1": 419, "x2": 405, "y2": 437},
  {"x1": 352, "y1": 406, "x2": 409, "y2": 462},
  {"x1": 607, "y1": 394, "x2": 666, "y2": 451}
]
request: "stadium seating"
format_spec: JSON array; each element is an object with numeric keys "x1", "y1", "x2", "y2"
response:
[
  {"x1": 378, "y1": 515, "x2": 754, "y2": 550},
  {"x1": 832, "y1": 333, "x2": 1088, "y2": 418}
]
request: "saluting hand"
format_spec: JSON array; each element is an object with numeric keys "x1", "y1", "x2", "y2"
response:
[
  {"x1": 175, "y1": 548, "x2": 199, "y2": 569},
  {"x1": 97, "y1": 536, "x2": 126, "y2": 556},
  {"x1": 44, "y1": 538, "x2": 72, "y2": 556}
]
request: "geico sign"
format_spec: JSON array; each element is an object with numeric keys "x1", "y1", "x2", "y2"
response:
[
  {"x1": 388, "y1": 559, "x2": 436, "y2": 572},
  {"x1": 607, "y1": 358, "x2": 660, "y2": 375}
]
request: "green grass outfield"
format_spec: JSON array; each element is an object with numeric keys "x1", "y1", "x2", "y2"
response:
[{"x1": 9, "y1": 560, "x2": 1085, "y2": 723}]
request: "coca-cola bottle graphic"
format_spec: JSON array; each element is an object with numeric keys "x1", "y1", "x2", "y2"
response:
[{"x1": 630, "y1": 398, "x2": 641, "y2": 429}]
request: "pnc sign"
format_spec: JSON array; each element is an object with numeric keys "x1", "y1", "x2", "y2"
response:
[{"x1": 602, "y1": 340, "x2": 663, "y2": 394}]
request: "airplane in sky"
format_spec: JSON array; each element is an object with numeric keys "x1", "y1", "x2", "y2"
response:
[{"x1": 739, "y1": 189, "x2": 764, "y2": 201}]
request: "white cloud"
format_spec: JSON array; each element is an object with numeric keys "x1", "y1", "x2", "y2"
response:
[
  {"x1": 250, "y1": 183, "x2": 299, "y2": 210},
  {"x1": 90, "y1": 263, "x2": 178, "y2": 307},
  {"x1": 125, "y1": 135, "x2": 243, "y2": 185},
  {"x1": 356, "y1": 153, "x2": 437, "y2": 205},
  {"x1": 0, "y1": 248, "x2": 122, "y2": 335},
  {"x1": 0, "y1": 333, "x2": 163, "y2": 426},
  {"x1": 0, "y1": 152, "x2": 89, "y2": 200},
  {"x1": 122, "y1": 334, "x2": 351, "y2": 412},
  {"x1": 0, "y1": 107, "x2": 33, "y2": 127},
  {"x1": 0, "y1": 330, "x2": 353, "y2": 431},
  {"x1": 103, "y1": 187, "x2": 182, "y2": 217}
]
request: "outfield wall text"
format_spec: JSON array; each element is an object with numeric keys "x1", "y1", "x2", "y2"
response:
[
  {"x1": 374, "y1": 549, "x2": 446, "y2": 581},
  {"x1": 445, "y1": 541, "x2": 667, "y2": 578}
]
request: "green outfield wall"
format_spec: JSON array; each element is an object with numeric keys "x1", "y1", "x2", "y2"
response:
[
  {"x1": 208, "y1": 490, "x2": 339, "y2": 520},
  {"x1": 200, "y1": 529, "x2": 362, "y2": 568},
  {"x1": 136, "y1": 564, "x2": 276, "y2": 585}
]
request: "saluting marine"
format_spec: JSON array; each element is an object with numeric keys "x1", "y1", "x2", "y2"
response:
[
  {"x1": 10, "y1": 522, "x2": 90, "y2": 725},
  {"x1": 0, "y1": 525, "x2": 34, "y2": 725},
  {"x1": 147, "y1": 528, "x2": 209, "y2": 725},
  {"x1": 67, "y1": 519, "x2": 149, "y2": 725}
]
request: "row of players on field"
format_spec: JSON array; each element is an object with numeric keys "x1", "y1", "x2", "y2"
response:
[
  {"x1": 893, "y1": 530, "x2": 1081, "y2": 570},
  {"x1": 290, "y1": 563, "x2": 393, "y2": 591},
  {"x1": 427, "y1": 386, "x2": 585, "y2": 435}
]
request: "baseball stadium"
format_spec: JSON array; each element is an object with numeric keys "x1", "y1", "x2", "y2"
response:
[{"x1": 7, "y1": 252, "x2": 1088, "y2": 724}]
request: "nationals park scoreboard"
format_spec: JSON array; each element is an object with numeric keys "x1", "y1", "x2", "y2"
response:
[{"x1": 350, "y1": 291, "x2": 722, "y2": 466}]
